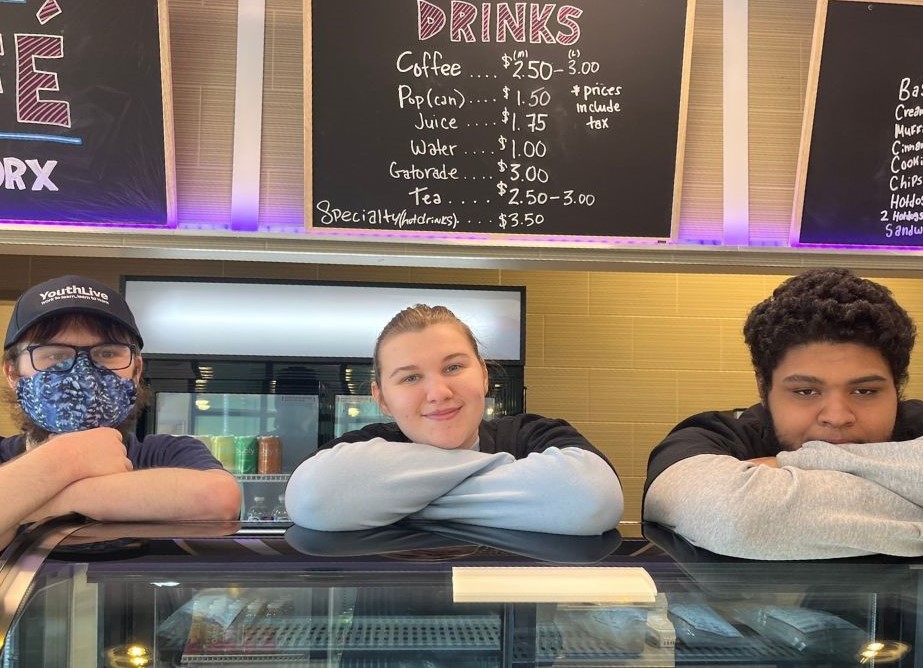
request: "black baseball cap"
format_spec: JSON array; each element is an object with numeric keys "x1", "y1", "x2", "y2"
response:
[{"x1": 4, "y1": 275, "x2": 143, "y2": 349}]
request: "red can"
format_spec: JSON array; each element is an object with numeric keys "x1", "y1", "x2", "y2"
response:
[{"x1": 257, "y1": 435, "x2": 283, "y2": 474}]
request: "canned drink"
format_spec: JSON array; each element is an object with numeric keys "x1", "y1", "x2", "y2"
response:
[
  {"x1": 212, "y1": 435, "x2": 236, "y2": 472},
  {"x1": 257, "y1": 435, "x2": 283, "y2": 474},
  {"x1": 195, "y1": 434, "x2": 214, "y2": 454},
  {"x1": 235, "y1": 436, "x2": 258, "y2": 474}
]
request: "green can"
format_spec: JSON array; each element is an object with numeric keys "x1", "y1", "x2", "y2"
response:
[{"x1": 234, "y1": 435, "x2": 258, "y2": 474}]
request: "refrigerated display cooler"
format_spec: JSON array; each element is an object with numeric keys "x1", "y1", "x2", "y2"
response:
[
  {"x1": 0, "y1": 517, "x2": 918, "y2": 667},
  {"x1": 124, "y1": 277, "x2": 527, "y2": 523}
]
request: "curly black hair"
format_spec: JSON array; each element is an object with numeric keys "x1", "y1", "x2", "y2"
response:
[{"x1": 743, "y1": 268, "x2": 916, "y2": 397}]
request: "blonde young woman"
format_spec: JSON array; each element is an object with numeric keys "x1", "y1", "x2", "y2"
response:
[{"x1": 286, "y1": 304, "x2": 623, "y2": 535}]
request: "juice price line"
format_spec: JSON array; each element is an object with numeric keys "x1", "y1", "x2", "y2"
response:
[{"x1": 501, "y1": 109, "x2": 549, "y2": 132}]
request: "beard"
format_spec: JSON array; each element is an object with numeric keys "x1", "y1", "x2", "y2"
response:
[{"x1": 4, "y1": 380, "x2": 151, "y2": 446}]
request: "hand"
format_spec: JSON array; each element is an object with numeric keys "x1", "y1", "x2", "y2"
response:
[
  {"x1": 45, "y1": 428, "x2": 133, "y2": 482},
  {"x1": 748, "y1": 456, "x2": 780, "y2": 468}
]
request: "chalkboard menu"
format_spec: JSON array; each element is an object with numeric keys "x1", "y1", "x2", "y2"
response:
[
  {"x1": 310, "y1": 0, "x2": 692, "y2": 239},
  {"x1": 794, "y1": 0, "x2": 923, "y2": 246},
  {"x1": 0, "y1": 0, "x2": 174, "y2": 226}
]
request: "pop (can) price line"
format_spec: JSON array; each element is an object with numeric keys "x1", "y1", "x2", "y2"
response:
[{"x1": 502, "y1": 85, "x2": 552, "y2": 109}]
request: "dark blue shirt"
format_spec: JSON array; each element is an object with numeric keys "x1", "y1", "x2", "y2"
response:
[{"x1": 0, "y1": 432, "x2": 224, "y2": 470}]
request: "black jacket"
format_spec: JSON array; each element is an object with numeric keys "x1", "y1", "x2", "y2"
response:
[{"x1": 644, "y1": 399, "x2": 923, "y2": 497}]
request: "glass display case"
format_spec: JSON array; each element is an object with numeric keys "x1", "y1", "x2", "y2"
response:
[{"x1": 0, "y1": 518, "x2": 918, "y2": 667}]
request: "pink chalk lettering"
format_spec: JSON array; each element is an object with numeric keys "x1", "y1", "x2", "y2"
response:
[{"x1": 16, "y1": 33, "x2": 70, "y2": 128}]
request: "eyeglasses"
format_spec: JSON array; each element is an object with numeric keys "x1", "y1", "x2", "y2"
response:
[{"x1": 20, "y1": 343, "x2": 138, "y2": 373}]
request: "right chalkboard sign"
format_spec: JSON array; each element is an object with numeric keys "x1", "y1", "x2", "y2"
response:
[{"x1": 793, "y1": 0, "x2": 923, "y2": 247}]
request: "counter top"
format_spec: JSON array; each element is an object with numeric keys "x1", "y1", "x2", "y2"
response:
[{"x1": 0, "y1": 517, "x2": 918, "y2": 666}]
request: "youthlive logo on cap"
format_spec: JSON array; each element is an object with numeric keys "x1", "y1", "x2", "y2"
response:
[
  {"x1": 4, "y1": 275, "x2": 143, "y2": 349},
  {"x1": 38, "y1": 283, "x2": 112, "y2": 309}
]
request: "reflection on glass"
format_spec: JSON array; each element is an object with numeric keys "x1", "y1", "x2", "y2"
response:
[
  {"x1": 155, "y1": 392, "x2": 319, "y2": 472},
  {"x1": 0, "y1": 532, "x2": 917, "y2": 667},
  {"x1": 334, "y1": 395, "x2": 387, "y2": 435},
  {"x1": 333, "y1": 395, "x2": 496, "y2": 436}
]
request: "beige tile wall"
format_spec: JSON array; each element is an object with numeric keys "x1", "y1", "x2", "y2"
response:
[{"x1": 3, "y1": 258, "x2": 923, "y2": 522}]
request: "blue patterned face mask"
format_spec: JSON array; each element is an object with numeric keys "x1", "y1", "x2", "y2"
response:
[{"x1": 16, "y1": 353, "x2": 137, "y2": 433}]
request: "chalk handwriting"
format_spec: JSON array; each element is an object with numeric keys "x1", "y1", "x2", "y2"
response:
[
  {"x1": 312, "y1": 0, "x2": 687, "y2": 237},
  {"x1": 882, "y1": 75, "x2": 923, "y2": 232}
]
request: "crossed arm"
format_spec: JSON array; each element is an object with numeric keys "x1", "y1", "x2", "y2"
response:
[
  {"x1": 285, "y1": 438, "x2": 623, "y2": 535},
  {"x1": 644, "y1": 439, "x2": 923, "y2": 559},
  {"x1": 0, "y1": 428, "x2": 241, "y2": 549}
]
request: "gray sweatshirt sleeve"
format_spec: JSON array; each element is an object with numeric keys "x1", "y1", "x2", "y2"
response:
[
  {"x1": 284, "y1": 438, "x2": 515, "y2": 530},
  {"x1": 777, "y1": 438, "x2": 923, "y2": 506},
  {"x1": 644, "y1": 453, "x2": 923, "y2": 560},
  {"x1": 410, "y1": 447, "x2": 623, "y2": 535}
]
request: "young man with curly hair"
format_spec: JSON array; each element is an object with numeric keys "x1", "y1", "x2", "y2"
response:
[{"x1": 644, "y1": 268, "x2": 923, "y2": 559}]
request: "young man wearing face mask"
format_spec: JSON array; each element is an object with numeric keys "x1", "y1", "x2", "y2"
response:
[{"x1": 0, "y1": 275, "x2": 242, "y2": 548}]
